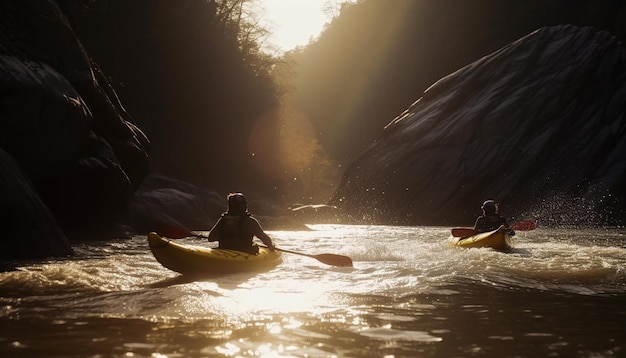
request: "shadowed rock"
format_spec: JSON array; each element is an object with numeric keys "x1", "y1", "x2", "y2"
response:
[
  {"x1": 129, "y1": 174, "x2": 311, "y2": 234},
  {"x1": 0, "y1": 149, "x2": 73, "y2": 261},
  {"x1": 330, "y1": 26, "x2": 626, "y2": 227},
  {"x1": 129, "y1": 174, "x2": 224, "y2": 234},
  {"x1": 0, "y1": 1, "x2": 150, "y2": 259}
]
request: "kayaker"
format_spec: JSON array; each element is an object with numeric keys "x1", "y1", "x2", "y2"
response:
[
  {"x1": 208, "y1": 192, "x2": 277, "y2": 254},
  {"x1": 473, "y1": 200, "x2": 515, "y2": 236}
]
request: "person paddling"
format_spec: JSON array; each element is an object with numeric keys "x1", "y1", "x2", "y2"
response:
[
  {"x1": 208, "y1": 193, "x2": 276, "y2": 254},
  {"x1": 473, "y1": 200, "x2": 515, "y2": 236}
]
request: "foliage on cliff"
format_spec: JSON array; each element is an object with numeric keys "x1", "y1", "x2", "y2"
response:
[{"x1": 68, "y1": 0, "x2": 282, "y2": 194}]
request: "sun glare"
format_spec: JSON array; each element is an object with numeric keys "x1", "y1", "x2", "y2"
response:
[
  {"x1": 221, "y1": 281, "x2": 333, "y2": 314},
  {"x1": 256, "y1": 0, "x2": 354, "y2": 53}
]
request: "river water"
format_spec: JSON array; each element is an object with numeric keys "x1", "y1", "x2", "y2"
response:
[{"x1": 1, "y1": 225, "x2": 625, "y2": 357}]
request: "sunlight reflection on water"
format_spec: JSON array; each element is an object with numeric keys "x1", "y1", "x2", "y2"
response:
[{"x1": 1, "y1": 225, "x2": 625, "y2": 357}]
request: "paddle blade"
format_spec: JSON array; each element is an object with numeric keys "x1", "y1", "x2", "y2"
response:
[
  {"x1": 451, "y1": 227, "x2": 476, "y2": 237},
  {"x1": 155, "y1": 223, "x2": 193, "y2": 239},
  {"x1": 272, "y1": 247, "x2": 353, "y2": 267},
  {"x1": 311, "y1": 253, "x2": 353, "y2": 267},
  {"x1": 511, "y1": 220, "x2": 536, "y2": 231}
]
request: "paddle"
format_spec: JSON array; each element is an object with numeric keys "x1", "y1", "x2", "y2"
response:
[
  {"x1": 156, "y1": 224, "x2": 354, "y2": 267},
  {"x1": 451, "y1": 220, "x2": 536, "y2": 237},
  {"x1": 451, "y1": 227, "x2": 478, "y2": 238},
  {"x1": 510, "y1": 220, "x2": 536, "y2": 231},
  {"x1": 258, "y1": 245, "x2": 353, "y2": 267}
]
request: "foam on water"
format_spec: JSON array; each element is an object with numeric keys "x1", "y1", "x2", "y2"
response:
[{"x1": 1, "y1": 225, "x2": 625, "y2": 357}]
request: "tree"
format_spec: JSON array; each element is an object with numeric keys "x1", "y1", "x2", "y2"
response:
[{"x1": 69, "y1": 0, "x2": 282, "y2": 195}]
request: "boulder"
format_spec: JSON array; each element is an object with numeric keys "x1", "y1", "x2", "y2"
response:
[
  {"x1": 289, "y1": 204, "x2": 340, "y2": 223},
  {"x1": 0, "y1": 149, "x2": 73, "y2": 261},
  {"x1": 129, "y1": 174, "x2": 311, "y2": 234},
  {"x1": 330, "y1": 26, "x2": 626, "y2": 227},
  {"x1": 129, "y1": 174, "x2": 224, "y2": 234}
]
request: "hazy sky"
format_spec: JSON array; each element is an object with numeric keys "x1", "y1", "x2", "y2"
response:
[{"x1": 257, "y1": 0, "x2": 353, "y2": 52}]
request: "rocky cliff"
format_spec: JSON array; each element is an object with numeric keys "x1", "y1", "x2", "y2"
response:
[
  {"x1": 330, "y1": 26, "x2": 626, "y2": 227},
  {"x1": 0, "y1": 1, "x2": 150, "y2": 259}
]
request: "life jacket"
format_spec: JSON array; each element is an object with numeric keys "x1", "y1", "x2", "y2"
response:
[
  {"x1": 218, "y1": 213, "x2": 257, "y2": 253},
  {"x1": 476, "y1": 214, "x2": 506, "y2": 232},
  {"x1": 220, "y1": 214, "x2": 244, "y2": 237}
]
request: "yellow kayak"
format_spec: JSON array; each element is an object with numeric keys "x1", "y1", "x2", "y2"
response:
[
  {"x1": 147, "y1": 232, "x2": 282, "y2": 275},
  {"x1": 451, "y1": 225, "x2": 513, "y2": 251}
]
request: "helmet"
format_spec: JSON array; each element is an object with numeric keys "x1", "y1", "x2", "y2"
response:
[
  {"x1": 481, "y1": 200, "x2": 497, "y2": 214},
  {"x1": 227, "y1": 192, "x2": 248, "y2": 215}
]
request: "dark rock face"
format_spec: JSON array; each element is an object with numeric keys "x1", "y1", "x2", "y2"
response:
[
  {"x1": 330, "y1": 26, "x2": 626, "y2": 227},
  {"x1": 0, "y1": 149, "x2": 73, "y2": 261},
  {"x1": 0, "y1": 1, "x2": 150, "y2": 258}
]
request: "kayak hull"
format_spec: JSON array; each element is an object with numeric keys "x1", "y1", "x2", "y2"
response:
[
  {"x1": 148, "y1": 232, "x2": 282, "y2": 275},
  {"x1": 451, "y1": 225, "x2": 513, "y2": 251}
]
